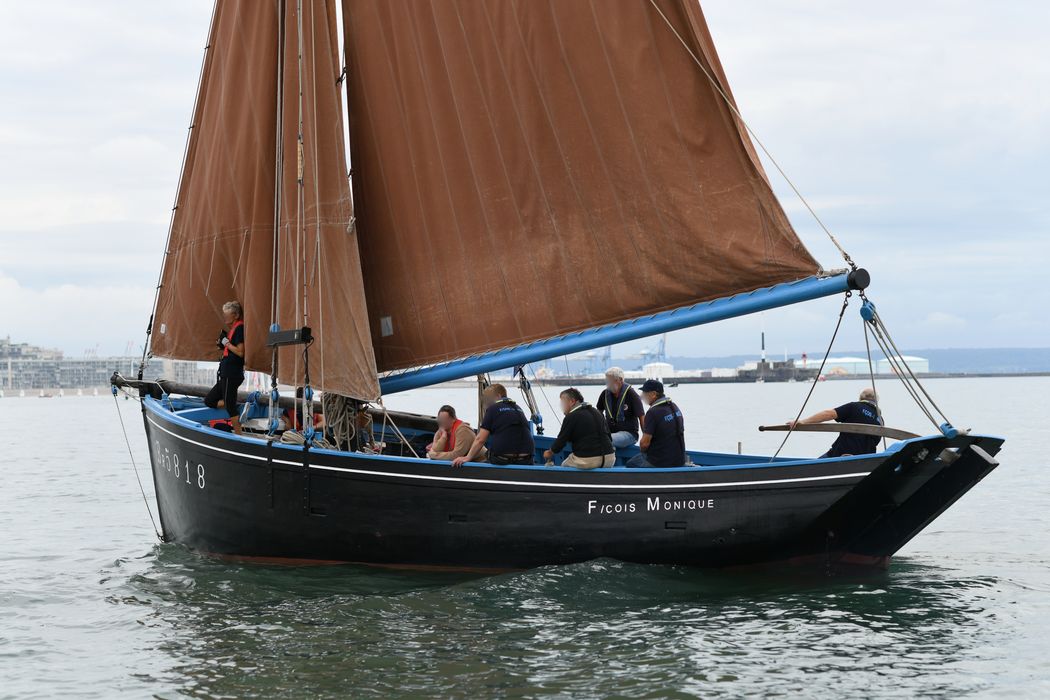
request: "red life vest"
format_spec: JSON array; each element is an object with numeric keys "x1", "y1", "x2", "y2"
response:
[
  {"x1": 446, "y1": 419, "x2": 463, "y2": 452},
  {"x1": 283, "y1": 408, "x2": 322, "y2": 431},
  {"x1": 223, "y1": 320, "x2": 243, "y2": 357}
]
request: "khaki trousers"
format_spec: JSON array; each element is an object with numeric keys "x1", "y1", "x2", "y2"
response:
[{"x1": 562, "y1": 452, "x2": 616, "y2": 469}]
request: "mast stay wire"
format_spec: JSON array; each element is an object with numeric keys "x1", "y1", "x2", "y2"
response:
[
  {"x1": 528, "y1": 363, "x2": 561, "y2": 424},
  {"x1": 293, "y1": 0, "x2": 306, "y2": 427},
  {"x1": 112, "y1": 391, "x2": 161, "y2": 540},
  {"x1": 645, "y1": 0, "x2": 855, "y2": 270},
  {"x1": 862, "y1": 305, "x2": 946, "y2": 431},
  {"x1": 770, "y1": 293, "x2": 850, "y2": 461},
  {"x1": 867, "y1": 329, "x2": 934, "y2": 426},
  {"x1": 269, "y1": 0, "x2": 288, "y2": 433},
  {"x1": 862, "y1": 319, "x2": 887, "y2": 452},
  {"x1": 869, "y1": 305, "x2": 952, "y2": 427}
]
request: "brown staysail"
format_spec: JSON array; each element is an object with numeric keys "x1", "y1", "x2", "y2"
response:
[
  {"x1": 273, "y1": 0, "x2": 379, "y2": 398},
  {"x1": 152, "y1": 0, "x2": 378, "y2": 399},
  {"x1": 341, "y1": 0, "x2": 821, "y2": 373}
]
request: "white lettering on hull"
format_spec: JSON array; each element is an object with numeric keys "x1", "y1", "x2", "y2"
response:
[
  {"x1": 152, "y1": 438, "x2": 207, "y2": 490},
  {"x1": 586, "y1": 497, "x2": 715, "y2": 516},
  {"x1": 646, "y1": 496, "x2": 714, "y2": 512},
  {"x1": 587, "y1": 499, "x2": 637, "y2": 515}
]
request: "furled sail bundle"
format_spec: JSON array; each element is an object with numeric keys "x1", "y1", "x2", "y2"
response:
[
  {"x1": 152, "y1": 0, "x2": 378, "y2": 399},
  {"x1": 341, "y1": 0, "x2": 821, "y2": 373}
]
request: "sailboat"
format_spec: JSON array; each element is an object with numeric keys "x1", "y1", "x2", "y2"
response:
[{"x1": 114, "y1": 0, "x2": 1002, "y2": 572}]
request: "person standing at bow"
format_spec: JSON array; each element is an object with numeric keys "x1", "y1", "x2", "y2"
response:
[
  {"x1": 595, "y1": 366, "x2": 645, "y2": 448},
  {"x1": 204, "y1": 300, "x2": 245, "y2": 434}
]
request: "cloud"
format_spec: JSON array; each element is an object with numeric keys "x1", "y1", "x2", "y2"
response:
[
  {"x1": 0, "y1": 270, "x2": 154, "y2": 356},
  {"x1": 924, "y1": 312, "x2": 967, "y2": 329},
  {"x1": 0, "y1": 0, "x2": 1047, "y2": 360},
  {"x1": 0, "y1": 192, "x2": 130, "y2": 231}
]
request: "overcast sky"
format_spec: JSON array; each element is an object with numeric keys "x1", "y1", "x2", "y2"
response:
[{"x1": 0, "y1": 1, "x2": 1047, "y2": 360}]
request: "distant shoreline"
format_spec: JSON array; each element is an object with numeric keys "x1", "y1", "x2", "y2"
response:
[
  {"x1": 1, "y1": 371, "x2": 1047, "y2": 397},
  {"x1": 524, "y1": 371, "x2": 1050, "y2": 387}
]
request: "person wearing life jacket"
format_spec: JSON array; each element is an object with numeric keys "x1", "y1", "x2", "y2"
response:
[
  {"x1": 626, "y1": 379, "x2": 687, "y2": 468},
  {"x1": 427, "y1": 404, "x2": 486, "y2": 461},
  {"x1": 284, "y1": 386, "x2": 326, "y2": 432},
  {"x1": 790, "y1": 387, "x2": 884, "y2": 458},
  {"x1": 204, "y1": 300, "x2": 245, "y2": 434},
  {"x1": 453, "y1": 384, "x2": 535, "y2": 467},
  {"x1": 595, "y1": 366, "x2": 645, "y2": 448}
]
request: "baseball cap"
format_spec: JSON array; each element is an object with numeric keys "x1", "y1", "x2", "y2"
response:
[{"x1": 639, "y1": 379, "x2": 664, "y2": 394}]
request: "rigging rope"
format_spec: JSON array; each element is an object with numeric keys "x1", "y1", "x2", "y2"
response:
[
  {"x1": 862, "y1": 319, "x2": 887, "y2": 451},
  {"x1": 770, "y1": 293, "x2": 851, "y2": 460},
  {"x1": 864, "y1": 312, "x2": 943, "y2": 431},
  {"x1": 377, "y1": 399, "x2": 421, "y2": 459},
  {"x1": 322, "y1": 392, "x2": 360, "y2": 450},
  {"x1": 870, "y1": 309, "x2": 952, "y2": 426},
  {"x1": 268, "y1": 0, "x2": 288, "y2": 433},
  {"x1": 645, "y1": 0, "x2": 855, "y2": 270},
  {"x1": 111, "y1": 391, "x2": 161, "y2": 539},
  {"x1": 529, "y1": 364, "x2": 561, "y2": 425}
]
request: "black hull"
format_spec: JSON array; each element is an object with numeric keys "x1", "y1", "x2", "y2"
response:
[{"x1": 141, "y1": 398, "x2": 1002, "y2": 572}]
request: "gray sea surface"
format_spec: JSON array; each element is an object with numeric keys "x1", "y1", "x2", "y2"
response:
[{"x1": 0, "y1": 376, "x2": 1047, "y2": 698}]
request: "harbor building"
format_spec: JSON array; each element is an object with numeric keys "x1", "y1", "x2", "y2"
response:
[
  {"x1": 1, "y1": 337, "x2": 214, "y2": 392},
  {"x1": 823, "y1": 355, "x2": 930, "y2": 376}
]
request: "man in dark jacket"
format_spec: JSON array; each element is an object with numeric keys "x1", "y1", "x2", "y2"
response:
[
  {"x1": 626, "y1": 380, "x2": 687, "y2": 468},
  {"x1": 595, "y1": 366, "x2": 645, "y2": 448},
  {"x1": 453, "y1": 384, "x2": 535, "y2": 466},
  {"x1": 543, "y1": 388, "x2": 615, "y2": 469},
  {"x1": 790, "y1": 387, "x2": 884, "y2": 458}
]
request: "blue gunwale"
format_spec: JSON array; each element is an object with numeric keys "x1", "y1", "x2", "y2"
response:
[{"x1": 141, "y1": 396, "x2": 994, "y2": 476}]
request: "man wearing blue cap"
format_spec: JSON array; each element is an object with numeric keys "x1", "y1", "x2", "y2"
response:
[{"x1": 626, "y1": 379, "x2": 687, "y2": 468}]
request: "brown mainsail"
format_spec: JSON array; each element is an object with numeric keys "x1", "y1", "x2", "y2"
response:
[
  {"x1": 341, "y1": 0, "x2": 820, "y2": 373},
  {"x1": 151, "y1": 0, "x2": 378, "y2": 399}
]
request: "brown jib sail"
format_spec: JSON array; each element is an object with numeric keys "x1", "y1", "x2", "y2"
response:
[
  {"x1": 151, "y1": 0, "x2": 378, "y2": 399},
  {"x1": 273, "y1": 0, "x2": 379, "y2": 398},
  {"x1": 341, "y1": 0, "x2": 820, "y2": 373},
  {"x1": 150, "y1": 1, "x2": 279, "y2": 377}
]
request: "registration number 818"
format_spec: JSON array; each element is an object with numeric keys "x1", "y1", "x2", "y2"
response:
[{"x1": 154, "y1": 440, "x2": 206, "y2": 489}]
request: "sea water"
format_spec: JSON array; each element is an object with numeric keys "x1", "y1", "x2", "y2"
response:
[{"x1": 1, "y1": 376, "x2": 1047, "y2": 698}]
